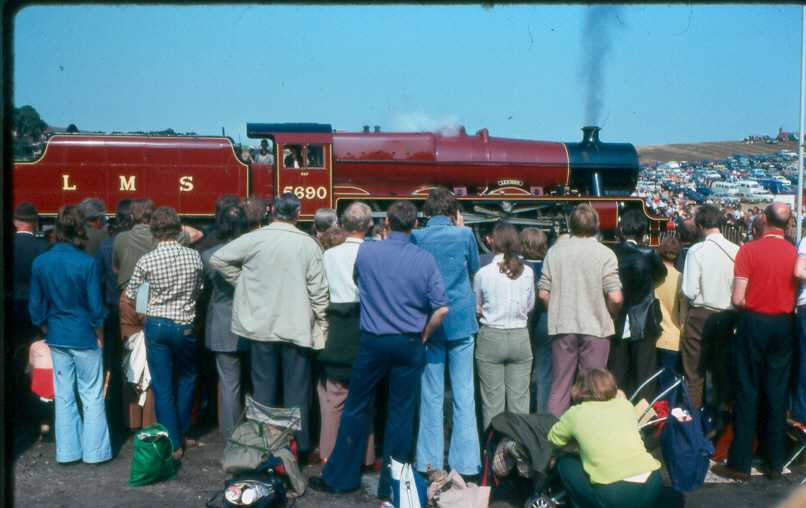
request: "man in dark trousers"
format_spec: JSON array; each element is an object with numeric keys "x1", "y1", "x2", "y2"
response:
[
  {"x1": 11, "y1": 202, "x2": 49, "y2": 430},
  {"x1": 310, "y1": 200, "x2": 449, "y2": 499},
  {"x1": 713, "y1": 203, "x2": 798, "y2": 481}
]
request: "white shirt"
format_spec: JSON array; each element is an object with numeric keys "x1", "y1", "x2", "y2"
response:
[
  {"x1": 797, "y1": 238, "x2": 806, "y2": 306},
  {"x1": 473, "y1": 254, "x2": 535, "y2": 329},
  {"x1": 322, "y1": 237, "x2": 363, "y2": 304},
  {"x1": 681, "y1": 233, "x2": 739, "y2": 311}
]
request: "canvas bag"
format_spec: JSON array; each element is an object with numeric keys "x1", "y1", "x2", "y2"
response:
[
  {"x1": 660, "y1": 382, "x2": 714, "y2": 492},
  {"x1": 129, "y1": 424, "x2": 176, "y2": 486},
  {"x1": 390, "y1": 458, "x2": 427, "y2": 508}
]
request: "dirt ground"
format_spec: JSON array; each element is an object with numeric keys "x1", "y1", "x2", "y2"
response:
[{"x1": 11, "y1": 425, "x2": 806, "y2": 508}]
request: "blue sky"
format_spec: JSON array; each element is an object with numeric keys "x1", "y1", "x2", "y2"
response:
[{"x1": 13, "y1": 4, "x2": 803, "y2": 146}]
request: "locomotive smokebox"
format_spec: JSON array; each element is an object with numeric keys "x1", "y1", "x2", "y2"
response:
[{"x1": 581, "y1": 125, "x2": 601, "y2": 145}]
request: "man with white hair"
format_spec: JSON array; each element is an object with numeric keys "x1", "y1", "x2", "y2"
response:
[{"x1": 210, "y1": 193, "x2": 329, "y2": 457}]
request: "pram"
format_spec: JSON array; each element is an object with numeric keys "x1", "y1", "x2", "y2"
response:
[{"x1": 480, "y1": 368, "x2": 682, "y2": 508}]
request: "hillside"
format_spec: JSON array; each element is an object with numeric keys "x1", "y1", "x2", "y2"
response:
[{"x1": 637, "y1": 139, "x2": 799, "y2": 165}]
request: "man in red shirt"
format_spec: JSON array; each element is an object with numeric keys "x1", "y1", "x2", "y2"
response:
[{"x1": 713, "y1": 203, "x2": 798, "y2": 481}]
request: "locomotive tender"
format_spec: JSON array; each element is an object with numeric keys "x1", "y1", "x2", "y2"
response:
[{"x1": 13, "y1": 122, "x2": 664, "y2": 243}]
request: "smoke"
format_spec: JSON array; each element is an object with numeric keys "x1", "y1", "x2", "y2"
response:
[
  {"x1": 579, "y1": 6, "x2": 625, "y2": 126},
  {"x1": 390, "y1": 112, "x2": 462, "y2": 136}
]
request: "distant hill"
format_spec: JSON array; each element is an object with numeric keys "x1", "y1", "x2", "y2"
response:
[{"x1": 637, "y1": 140, "x2": 799, "y2": 165}]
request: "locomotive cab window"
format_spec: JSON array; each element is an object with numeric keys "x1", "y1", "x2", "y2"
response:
[{"x1": 283, "y1": 144, "x2": 324, "y2": 169}]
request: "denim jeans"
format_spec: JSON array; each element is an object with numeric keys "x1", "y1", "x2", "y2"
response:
[
  {"x1": 793, "y1": 306, "x2": 806, "y2": 422},
  {"x1": 416, "y1": 336, "x2": 480, "y2": 475},
  {"x1": 532, "y1": 313, "x2": 552, "y2": 414},
  {"x1": 144, "y1": 317, "x2": 198, "y2": 451},
  {"x1": 51, "y1": 346, "x2": 112, "y2": 463},
  {"x1": 323, "y1": 332, "x2": 425, "y2": 496}
]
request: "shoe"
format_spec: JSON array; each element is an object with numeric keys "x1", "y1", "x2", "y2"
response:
[
  {"x1": 308, "y1": 476, "x2": 358, "y2": 495},
  {"x1": 764, "y1": 466, "x2": 783, "y2": 480},
  {"x1": 711, "y1": 463, "x2": 751, "y2": 482},
  {"x1": 172, "y1": 448, "x2": 184, "y2": 461}
]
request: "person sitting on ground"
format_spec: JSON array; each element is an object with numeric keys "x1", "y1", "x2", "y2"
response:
[
  {"x1": 29, "y1": 205, "x2": 112, "y2": 464},
  {"x1": 474, "y1": 222, "x2": 535, "y2": 429},
  {"x1": 548, "y1": 368, "x2": 662, "y2": 508}
]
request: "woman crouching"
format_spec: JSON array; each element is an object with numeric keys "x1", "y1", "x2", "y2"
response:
[{"x1": 548, "y1": 368, "x2": 661, "y2": 508}]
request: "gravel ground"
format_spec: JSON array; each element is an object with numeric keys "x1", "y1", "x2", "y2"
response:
[{"x1": 12, "y1": 426, "x2": 806, "y2": 507}]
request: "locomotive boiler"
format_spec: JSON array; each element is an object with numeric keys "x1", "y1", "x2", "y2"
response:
[{"x1": 13, "y1": 122, "x2": 664, "y2": 243}]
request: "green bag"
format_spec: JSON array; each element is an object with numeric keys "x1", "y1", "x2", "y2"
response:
[{"x1": 129, "y1": 424, "x2": 177, "y2": 486}]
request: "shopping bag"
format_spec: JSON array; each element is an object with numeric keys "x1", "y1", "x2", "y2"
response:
[
  {"x1": 129, "y1": 423, "x2": 176, "y2": 486},
  {"x1": 660, "y1": 381, "x2": 714, "y2": 492},
  {"x1": 390, "y1": 458, "x2": 427, "y2": 508}
]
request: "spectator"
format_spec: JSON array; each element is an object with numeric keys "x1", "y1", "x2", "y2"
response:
[
  {"x1": 411, "y1": 187, "x2": 481, "y2": 477},
  {"x1": 319, "y1": 227, "x2": 347, "y2": 250},
  {"x1": 201, "y1": 204, "x2": 248, "y2": 438},
  {"x1": 317, "y1": 202, "x2": 375, "y2": 467},
  {"x1": 312, "y1": 201, "x2": 449, "y2": 497},
  {"x1": 714, "y1": 203, "x2": 798, "y2": 481},
  {"x1": 610, "y1": 209, "x2": 667, "y2": 402},
  {"x1": 793, "y1": 216, "x2": 806, "y2": 430},
  {"x1": 194, "y1": 194, "x2": 242, "y2": 252},
  {"x1": 751, "y1": 214, "x2": 767, "y2": 242},
  {"x1": 29, "y1": 205, "x2": 111, "y2": 464},
  {"x1": 538, "y1": 204, "x2": 623, "y2": 417},
  {"x1": 243, "y1": 196, "x2": 269, "y2": 230},
  {"x1": 124, "y1": 207, "x2": 204, "y2": 460},
  {"x1": 314, "y1": 207, "x2": 339, "y2": 236},
  {"x1": 94, "y1": 199, "x2": 133, "y2": 440},
  {"x1": 520, "y1": 227, "x2": 551, "y2": 413},
  {"x1": 674, "y1": 219, "x2": 699, "y2": 272},
  {"x1": 548, "y1": 369, "x2": 662, "y2": 508},
  {"x1": 680, "y1": 204, "x2": 739, "y2": 410},
  {"x1": 654, "y1": 236, "x2": 687, "y2": 394},
  {"x1": 473, "y1": 222, "x2": 534, "y2": 429},
  {"x1": 79, "y1": 197, "x2": 108, "y2": 257},
  {"x1": 12, "y1": 202, "x2": 49, "y2": 432},
  {"x1": 210, "y1": 193, "x2": 329, "y2": 457}
]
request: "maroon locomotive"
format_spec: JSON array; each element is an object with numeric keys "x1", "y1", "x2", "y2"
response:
[{"x1": 13, "y1": 122, "x2": 664, "y2": 243}]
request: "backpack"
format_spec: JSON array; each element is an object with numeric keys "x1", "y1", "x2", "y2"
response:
[{"x1": 660, "y1": 382, "x2": 714, "y2": 492}]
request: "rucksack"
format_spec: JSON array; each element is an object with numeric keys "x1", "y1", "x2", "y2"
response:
[{"x1": 660, "y1": 382, "x2": 714, "y2": 492}]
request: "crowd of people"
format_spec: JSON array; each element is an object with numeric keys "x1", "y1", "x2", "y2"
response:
[{"x1": 10, "y1": 187, "x2": 806, "y2": 507}]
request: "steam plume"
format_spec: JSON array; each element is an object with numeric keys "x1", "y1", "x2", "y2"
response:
[
  {"x1": 390, "y1": 112, "x2": 462, "y2": 136},
  {"x1": 580, "y1": 6, "x2": 624, "y2": 125}
]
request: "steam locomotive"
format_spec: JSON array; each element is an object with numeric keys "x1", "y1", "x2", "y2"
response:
[{"x1": 13, "y1": 122, "x2": 664, "y2": 243}]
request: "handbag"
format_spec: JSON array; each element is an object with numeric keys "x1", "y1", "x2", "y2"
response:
[
  {"x1": 129, "y1": 423, "x2": 176, "y2": 486},
  {"x1": 390, "y1": 458, "x2": 427, "y2": 508},
  {"x1": 660, "y1": 381, "x2": 714, "y2": 492},
  {"x1": 643, "y1": 297, "x2": 664, "y2": 340}
]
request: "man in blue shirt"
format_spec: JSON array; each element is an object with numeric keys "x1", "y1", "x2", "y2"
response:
[
  {"x1": 312, "y1": 200, "x2": 449, "y2": 498},
  {"x1": 411, "y1": 187, "x2": 481, "y2": 478}
]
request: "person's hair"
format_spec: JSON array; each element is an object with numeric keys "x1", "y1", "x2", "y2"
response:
[
  {"x1": 217, "y1": 204, "x2": 248, "y2": 242},
  {"x1": 314, "y1": 208, "x2": 339, "y2": 233},
  {"x1": 694, "y1": 204, "x2": 722, "y2": 230},
  {"x1": 150, "y1": 206, "x2": 182, "y2": 241},
  {"x1": 568, "y1": 204, "x2": 599, "y2": 237},
  {"x1": 493, "y1": 222, "x2": 524, "y2": 280},
  {"x1": 422, "y1": 187, "x2": 458, "y2": 218},
  {"x1": 619, "y1": 209, "x2": 648, "y2": 240},
  {"x1": 215, "y1": 194, "x2": 242, "y2": 215},
  {"x1": 520, "y1": 227, "x2": 548, "y2": 260},
  {"x1": 341, "y1": 202, "x2": 373, "y2": 234},
  {"x1": 110, "y1": 199, "x2": 134, "y2": 235},
  {"x1": 243, "y1": 196, "x2": 268, "y2": 229},
  {"x1": 658, "y1": 236, "x2": 681, "y2": 262},
  {"x1": 274, "y1": 193, "x2": 301, "y2": 221},
  {"x1": 677, "y1": 219, "x2": 699, "y2": 244},
  {"x1": 370, "y1": 223, "x2": 386, "y2": 239},
  {"x1": 387, "y1": 201, "x2": 418, "y2": 232},
  {"x1": 570, "y1": 368, "x2": 619, "y2": 404},
  {"x1": 765, "y1": 203, "x2": 791, "y2": 229},
  {"x1": 54, "y1": 205, "x2": 88, "y2": 248},
  {"x1": 130, "y1": 198, "x2": 155, "y2": 224},
  {"x1": 78, "y1": 197, "x2": 106, "y2": 222},
  {"x1": 319, "y1": 227, "x2": 347, "y2": 250}
]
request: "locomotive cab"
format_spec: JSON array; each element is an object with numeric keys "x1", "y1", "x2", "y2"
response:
[{"x1": 247, "y1": 123, "x2": 334, "y2": 219}]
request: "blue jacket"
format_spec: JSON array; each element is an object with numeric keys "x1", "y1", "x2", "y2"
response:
[
  {"x1": 29, "y1": 243, "x2": 107, "y2": 349},
  {"x1": 411, "y1": 216, "x2": 480, "y2": 341}
]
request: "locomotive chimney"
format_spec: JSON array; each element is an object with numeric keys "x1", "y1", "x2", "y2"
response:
[
  {"x1": 581, "y1": 125, "x2": 601, "y2": 145},
  {"x1": 374, "y1": 125, "x2": 381, "y2": 133},
  {"x1": 363, "y1": 125, "x2": 370, "y2": 133}
]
